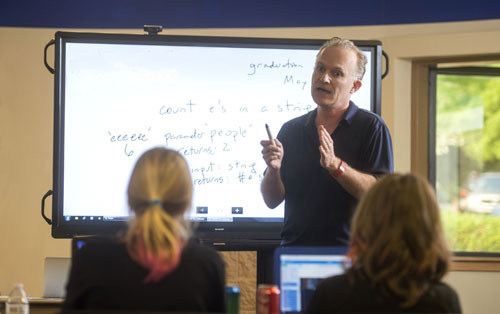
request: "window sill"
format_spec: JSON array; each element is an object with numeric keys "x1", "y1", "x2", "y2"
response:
[{"x1": 451, "y1": 256, "x2": 500, "y2": 271}]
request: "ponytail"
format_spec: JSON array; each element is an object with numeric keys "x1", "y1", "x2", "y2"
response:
[{"x1": 126, "y1": 202, "x2": 189, "y2": 283}]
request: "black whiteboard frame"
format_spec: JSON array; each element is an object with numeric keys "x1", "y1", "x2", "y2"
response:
[{"x1": 51, "y1": 31, "x2": 382, "y2": 244}]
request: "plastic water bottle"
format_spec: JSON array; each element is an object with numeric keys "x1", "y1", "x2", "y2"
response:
[{"x1": 6, "y1": 283, "x2": 29, "y2": 314}]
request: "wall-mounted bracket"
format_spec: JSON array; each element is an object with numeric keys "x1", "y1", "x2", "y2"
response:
[{"x1": 144, "y1": 25, "x2": 163, "y2": 35}]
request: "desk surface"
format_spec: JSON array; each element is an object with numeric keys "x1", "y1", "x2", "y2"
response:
[
  {"x1": 0, "y1": 296, "x2": 63, "y2": 303},
  {"x1": 0, "y1": 296, "x2": 63, "y2": 314}
]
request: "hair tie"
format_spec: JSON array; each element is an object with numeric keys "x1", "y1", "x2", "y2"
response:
[{"x1": 148, "y1": 199, "x2": 163, "y2": 206}]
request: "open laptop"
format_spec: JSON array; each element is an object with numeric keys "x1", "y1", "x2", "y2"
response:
[
  {"x1": 43, "y1": 257, "x2": 71, "y2": 298},
  {"x1": 273, "y1": 246, "x2": 348, "y2": 313}
]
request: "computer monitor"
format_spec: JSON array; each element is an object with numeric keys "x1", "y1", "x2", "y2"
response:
[{"x1": 273, "y1": 246, "x2": 348, "y2": 313}]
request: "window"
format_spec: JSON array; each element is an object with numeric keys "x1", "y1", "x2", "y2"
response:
[{"x1": 430, "y1": 64, "x2": 500, "y2": 255}]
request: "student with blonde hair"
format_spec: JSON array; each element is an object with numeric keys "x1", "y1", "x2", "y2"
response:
[
  {"x1": 63, "y1": 147, "x2": 226, "y2": 312},
  {"x1": 306, "y1": 173, "x2": 461, "y2": 313}
]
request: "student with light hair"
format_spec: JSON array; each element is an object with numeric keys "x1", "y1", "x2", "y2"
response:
[
  {"x1": 63, "y1": 147, "x2": 226, "y2": 312},
  {"x1": 306, "y1": 173, "x2": 461, "y2": 313}
]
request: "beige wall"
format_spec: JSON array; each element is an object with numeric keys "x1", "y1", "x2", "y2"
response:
[{"x1": 1, "y1": 19, "x2": 500, "y2": 313}]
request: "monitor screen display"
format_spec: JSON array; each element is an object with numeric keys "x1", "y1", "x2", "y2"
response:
[
  {"x1": 51, "y1": 32, "x2": 381, "y2": 242},
  {"x1": 274, "y1": 246, "x2": 348, "y2": 313}
]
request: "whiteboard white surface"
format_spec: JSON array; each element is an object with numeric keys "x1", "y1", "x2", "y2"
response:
[{"x1": 61, "y1": 41, "x2": 374, "y2": 222}]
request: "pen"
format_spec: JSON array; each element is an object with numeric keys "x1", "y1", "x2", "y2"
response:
[{"x1": 265, "y1": 123, "x2": 276, "y2": 146}]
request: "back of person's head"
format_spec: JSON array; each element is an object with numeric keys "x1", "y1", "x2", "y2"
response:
[
  {"x1": 317, "y1": 36, "x2": 367, "y2": 81},
  {"x1": 125, "y1": 147, "x2": 193, "y2": 283},
  {"x1": 347, "y1": 173, "x2": 450, "y2": 307}
]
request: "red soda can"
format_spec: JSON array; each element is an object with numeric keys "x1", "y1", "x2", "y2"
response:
[{"x1": 256, "y1": 284, "x2": 280, "y2": 314}]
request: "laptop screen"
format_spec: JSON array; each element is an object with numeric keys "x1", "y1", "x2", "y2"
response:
[
  {"x1": 273, "y1": 246, "x2": 348, "y2": 313},
  {"x1": 43, "y1": 257, "x2": 71, "y2": 298}
]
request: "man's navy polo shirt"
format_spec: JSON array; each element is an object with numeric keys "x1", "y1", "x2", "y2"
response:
[{"x1": 277, "y1": 101, "x2": 393, "y2": 246}]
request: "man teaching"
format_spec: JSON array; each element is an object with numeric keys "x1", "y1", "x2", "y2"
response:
[{"x1": 260, "y1": 37, "x2": 393, "y2": 246}]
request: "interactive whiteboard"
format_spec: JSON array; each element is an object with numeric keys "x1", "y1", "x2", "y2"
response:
[{"x1": 51, "y1": 32, "x2": 382, "y2": 241}]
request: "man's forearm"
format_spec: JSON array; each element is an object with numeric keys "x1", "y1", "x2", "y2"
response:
[
  {"x1": 334, "y1": 163, "x2": 377, "y2": 199},
  {"x1": 261, "y1": 167, "x2": 285, "y2": 208}
]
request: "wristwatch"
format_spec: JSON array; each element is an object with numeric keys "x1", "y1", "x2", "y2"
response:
[{"x1": 330, "y1": 160, "x2": 346, "y2": 178}]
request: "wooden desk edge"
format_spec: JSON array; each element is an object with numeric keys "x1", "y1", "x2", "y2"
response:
[
  {"x1": 0, "y1": 296, "x2": 63, "y2": 304},
  {"x1": 29, "y1": 298, "x2": 64, "y2": 304}
]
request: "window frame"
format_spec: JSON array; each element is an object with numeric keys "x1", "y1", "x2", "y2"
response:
[{"x1": 411, "y1": 54, "x2": 500, "y2": 270}]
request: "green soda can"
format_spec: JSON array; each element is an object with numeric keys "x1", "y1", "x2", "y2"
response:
[{"x1": 226, "y1": 285, "x2": 240, "y2": 314}]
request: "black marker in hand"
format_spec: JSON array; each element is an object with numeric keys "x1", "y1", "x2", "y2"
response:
[{"x1": 265, "y1": 123, "x2": 276, "y2": 146}]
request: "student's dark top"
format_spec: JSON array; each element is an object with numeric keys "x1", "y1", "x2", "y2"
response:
[
  {"x1": 63, "y1": 238, "x2": 226, "y2": 313},
  {"x1": 305, "y1": 273, "x2": 462, "y2": 313},
  {"x1": 277, "y1": 102, "x2": 393, "y2": 246}
]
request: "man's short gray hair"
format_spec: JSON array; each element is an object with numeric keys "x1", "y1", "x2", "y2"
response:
[{"x1": 317, "y1": 37, "x2": 367, "y2": 81}]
